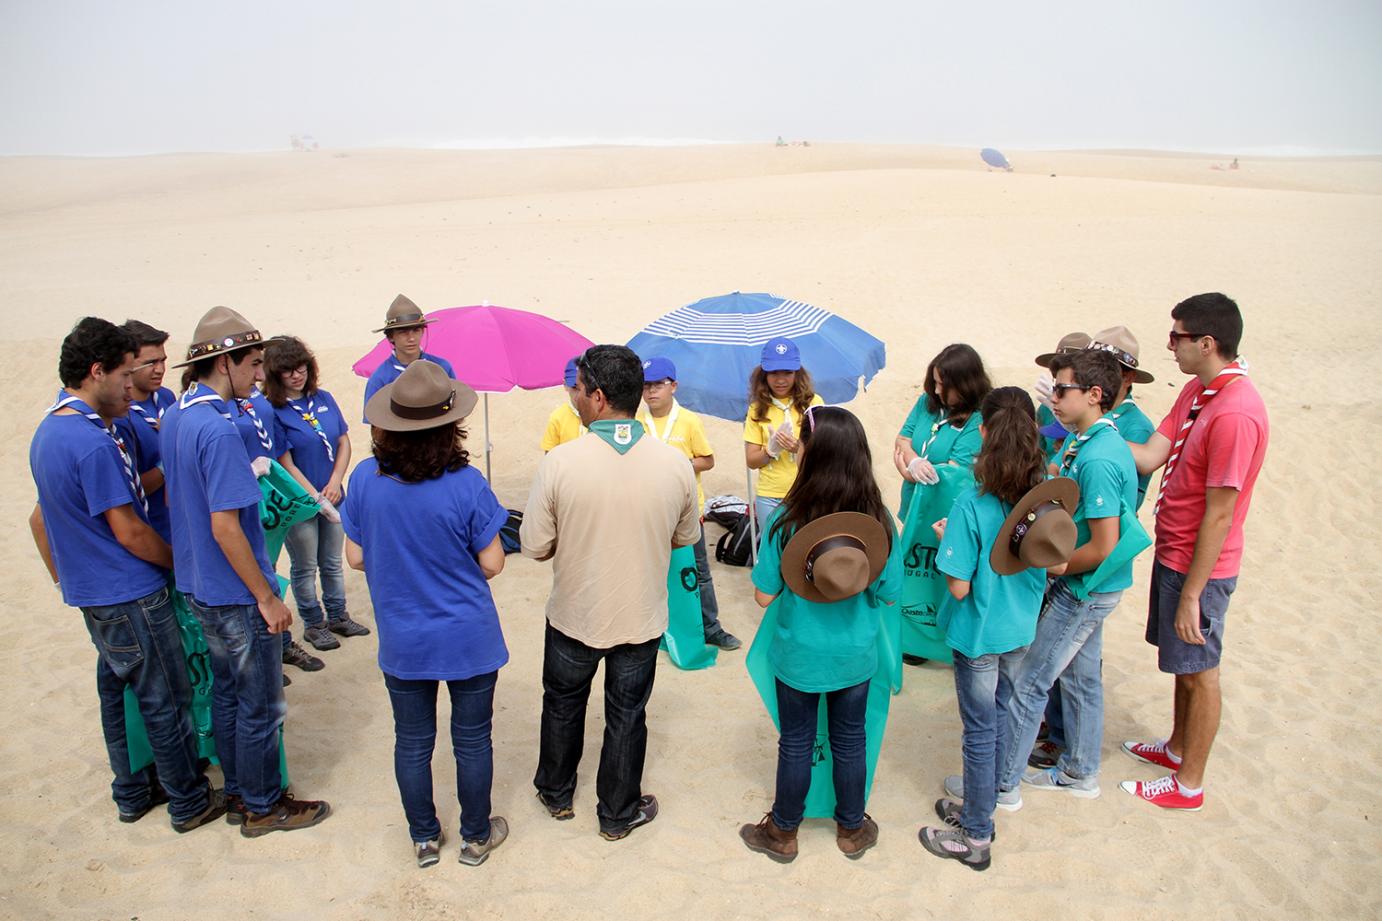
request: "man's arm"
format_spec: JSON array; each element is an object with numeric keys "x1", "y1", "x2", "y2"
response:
[
  {"x1": 139, "y1": 467, "x2": 165, "y2": 495},
  {"x1": 1173, "y1": 486, "x2": 1238, "y2": 646},
  {"x1": 1129, "y1": 432, "x2": 1172, "y2": 477},
  {"x1": 29, "y1": 504, "x2": 58, "y2": 584},
  {"x1": 520, "y1": 462, "x2": 557, "y2": 562},
  {"x1": 210, "y1": 509, "x2": 292, "y2": 633},
  {"x1": 105, "y1": 504, "x2": 173, "y2": 569},
  {"x1": 1063, "y1": 516, "x2": 1118, "y2": 575}
]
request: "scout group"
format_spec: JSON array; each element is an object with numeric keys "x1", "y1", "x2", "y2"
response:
[{"x1": 29, "y1": 291, "x2": 1268, "y2": 873}]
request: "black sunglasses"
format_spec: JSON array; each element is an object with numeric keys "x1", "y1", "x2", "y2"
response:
[
  {"x1": 1051, "y1": 383, "x2": 1088, "y2": 398},
  {"x1": 1168, "y1": 330, "x2": 1209, "y2": 345}
]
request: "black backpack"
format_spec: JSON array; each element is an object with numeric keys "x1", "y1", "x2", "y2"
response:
[{"x1": 714, "y1": 512, "x2": 755, "y2": 567}]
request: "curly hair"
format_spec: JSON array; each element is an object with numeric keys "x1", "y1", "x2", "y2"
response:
[
  {"x1": 973, "y1": 387, "x2": 1045, "y2": 506},
  {"x1": 748, "y1": 365, "x2": 816, "y2": 423},
  {"x1": 59, "y1": 317, "x2": 137, "y2": 389},
  {"x1": 263, "y1": 336, "x2": 320, "y2": 406},
  {"x1": 371, "y1": 422, "x2": 470, "y2": 483}
]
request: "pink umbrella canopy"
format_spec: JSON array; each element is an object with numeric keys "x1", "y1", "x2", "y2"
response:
[{"x1": 352, "y1": 304, "x2": 594, "y2": 392}]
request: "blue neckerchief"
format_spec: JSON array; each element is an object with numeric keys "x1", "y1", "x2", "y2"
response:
[{"x1": 46, "y1": 389, "x2": 148, "y2": 513}]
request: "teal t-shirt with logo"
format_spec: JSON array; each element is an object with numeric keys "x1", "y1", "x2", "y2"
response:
[
  {"x1": 1056, "y1": 420, "x2": 1138, "y2": 594},
  {"x1": 1107, "y1": 397, "x2": 1156, "y2": 510},
  {"x1": 751, "y1": 506, "x2": 904, "y2": 693},
  {"x1": 935, "y1": 486, "x2": 1046, "y2": 657},
  {"x1": 897, "y1": 396, "x2": 983, "y2": 518}
]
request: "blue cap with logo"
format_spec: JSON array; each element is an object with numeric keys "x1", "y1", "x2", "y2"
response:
[
  {"x1": 760, "y1": 336, "x2": 802, "y2": 372},
  {"x1": 563, "y1": 357, "x2": 580, "y2": 389},
  {"x1": 642, "y1": 356, "x2": 677, "y2": 383}
]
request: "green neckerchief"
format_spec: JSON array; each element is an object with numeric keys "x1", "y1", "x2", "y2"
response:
[{"x1": 588, "y1": 418, "x2": 645, "y2": 455}]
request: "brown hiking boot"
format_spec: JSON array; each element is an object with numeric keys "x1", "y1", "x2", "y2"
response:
[
  {"x1": 240, "y1": 794, "x2": 332, "y2": 838},
  {"x1": 836, "y1": 814, "x2": 879, "y2": 858},
  {"x1": 739, "y1": 813, "x2": 798, "y2": 863}
]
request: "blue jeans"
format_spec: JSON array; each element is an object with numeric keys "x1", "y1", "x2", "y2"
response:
[
  {"x1": 772, "y1": 678, "x2": 869, "y2": 831},
  {"x1": 284, "y1": 513, "x2": 346, "y2": 627},
  {"x1": 755, "y1": 496, "x2": 782, "y2": 548},
  {"x1": 188, "y1": 597, "x2": 287, "y2": 814},
  {"x1": 82, "y1": 587, "x2": 211, "y2": 822},
  {"x1": 952, "y1": 648, "x2": 1025, "y2": 839},
  {"x1": 690, "y1": 527, "x2": 725, "y2": 638},
  {"x1": 383, "y1": 671, "x2": 497, "y2": 843},
  {"x1": 1000, "y1": 582, "x2": 1123, "y2": 789},
  {"x1": 534, "y1": 623, "x2": 659, "y2": 834}
]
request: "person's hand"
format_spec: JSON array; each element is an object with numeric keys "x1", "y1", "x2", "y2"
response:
[
  {"x1": 1046, "y1": 562, "x2": 1068, "y2": 577},
  {"x1": 316, "y1": 494, "x2": 341, "y2": 524},
  {"x1": 770, "y1": 428, "x2": 799, "y2": 455},
  {"x1": 908, "y1": 457, "x2": 939, "y2": 485},
  {"x1": 931, "y1": 517, "x2": 947, "y2": 542},
  {"x1": 250, "y1": 456, "x2": 272, "y2": 478},
  {"x1": 1035, "y1": 373, "x2": 1054, "y2": 409},
  {"x1": 258, "y1": 595, "x2": 293, "y2": 634},
  {"x1": 321, "y1": 478, "x2": 343, "y2": 505},
  {"x1": 893, "y1": 444, "x2": 913, "y2": 480},
  {"x1": 1174, "y1": 592, "x2": 1206, "y2": 645}
]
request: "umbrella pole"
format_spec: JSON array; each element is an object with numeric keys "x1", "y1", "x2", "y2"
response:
[
  {"x1": 484, "y1": 393, "x2": 492, "y2": 482},
  {"x1": 747, "y1": 467, "x2": 758, "y2": 565}
]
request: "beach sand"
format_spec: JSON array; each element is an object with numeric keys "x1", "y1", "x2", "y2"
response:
[{"x1": 0, "y1": 144, "x2": 1378, "y2": 920}]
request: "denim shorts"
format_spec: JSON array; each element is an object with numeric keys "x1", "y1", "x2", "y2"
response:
[{"x1": 1145, "y1": 560, "x2": 1237, "y2": 674}]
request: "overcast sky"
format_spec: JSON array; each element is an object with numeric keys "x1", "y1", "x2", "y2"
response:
[{"x1": 2, "y1": 0, "x2": 1379, "y2": 155}]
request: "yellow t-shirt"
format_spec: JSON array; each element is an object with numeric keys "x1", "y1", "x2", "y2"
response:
[
  {"x1": 541, "y1": 403, "x2": 585, "y2": 452},
  {"x1": 639, "y1": 402, "x2": 713, "y2": 511},
  {"x1": 743, "y1": 394, "x2": 824, "y2": 499}
]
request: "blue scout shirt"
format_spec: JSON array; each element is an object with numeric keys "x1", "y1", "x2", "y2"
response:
[
  {"x1": 271, "y1": 389, "x2": 348, "y2": 492},
  {"x1": 113, "y1": 386, "x2": 176, "y2": 542},
  {"x1": 897, "y1": 396, "x2": 983, "y2": 518},
  {"x1": 936, "y1": 486, "x2": 1046, "y2": 657},
  {"x1": 1054, "y1": 418, "x2": 1138, "y2": 594},
  {"x1": 30, "y1": 413, "x2": 167, "y2": 607},
  {"x1": 233, "y1": 388, "x2": 282, "y2": 463},
  {"x1": 751, "y1": 506, "x2": 904, "y2": 693},
  {"x1": 341, "y1": 457, "x2": 508, "y2": 681},
  {"x1": 362, "y1": 353, "x2": 456, "y2": 424},
  {"x1": 162, "y1": 387, "x2": 278, "y2": 606}
]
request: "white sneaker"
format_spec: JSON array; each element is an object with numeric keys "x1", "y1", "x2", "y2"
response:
[
  {"x1": 1021, "y1": 766, "x2": 1101, "y2": 798},
  {"x1": 942, "y1": 774, "x2": 1023, "y2": 812}
]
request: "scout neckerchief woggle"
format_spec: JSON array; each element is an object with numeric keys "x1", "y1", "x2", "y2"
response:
[
  {"x1": 46, "y1": 390, "x2": 148, "y2": 514},
  {"x1": 289, "y1": 392, "x2": 335, "y2": 462},
  {"x1": 1154, "y1": 358, "x2": 1249, "y2": 517}
]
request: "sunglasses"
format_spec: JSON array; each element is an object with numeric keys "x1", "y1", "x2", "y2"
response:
[
  {"x1": 1050, "y1": 383, "x2": 1088, "y2": 398},
  {"x1": 1168, "y1": 330, "x2": 1209, "y2": 346},
  {"x1": 575, "y1": 350, "x2": 602, "y2": 396}
]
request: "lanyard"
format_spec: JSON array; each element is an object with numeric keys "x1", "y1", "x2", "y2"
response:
[
  {"x1": 640, "y1": 400, "x2": 681, "y2": 443},
  {"x1": 46, "y1": 390, "x2": 148, "y2": 514},
  {"x1": 288, "y1": 393, "x2": 335, "y2": 462}
]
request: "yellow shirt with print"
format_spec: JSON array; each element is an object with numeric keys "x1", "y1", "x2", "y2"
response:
[
  {"x1": 743, "y1": 394, "x2": 825, "y2": 499},
  {"x1": 541, "y1": 403, "x2": 584, "y2": 452},
  {"x1": 639, "y1": 405, "x2": 713, "y2": 511}
]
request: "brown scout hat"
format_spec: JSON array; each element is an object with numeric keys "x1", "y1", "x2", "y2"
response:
[
  {"x1": 373, "y1": 294, "x2": 432, "y2": 333},
  {"x1": 364, "y1": 359, "x2": 477, "y2": 432},
  {"x1": 781, "y1": 512, "x2": 890, "y2": 603},
  {"x1": 1034, "y1": 331, "x2": 1091, "y2": 368},
  {"x1": 1087, "y1": 326, "x2": 1154, "y2": 384},
  {"x1": 172, "y1": 306, "x2": 267, "y2": 368},
  {"x1": 990, "y1": 477, "x2": 1080, "y2": 575}
]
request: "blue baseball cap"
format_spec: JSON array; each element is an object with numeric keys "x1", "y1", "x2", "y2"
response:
[
  {"x1": 760, "y1": 336, "x2": 801, "y2": 372},
  {"x1": 642, "y1": 356, "x2": 677, "y2": 383},
  {"x1": 563, "y1": 357, "x2": 580, "y2": 389}
]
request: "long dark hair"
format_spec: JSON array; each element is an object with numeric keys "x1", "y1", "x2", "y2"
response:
[
  {"x1": 371, "y1": 422, "x2": 470, "y2": 483},
  {"x1": 748, "y1": 365, "x2": 816, "y2": 423},
  {"x1": 769, "y1": 405, "x2": 892, "y2": 551},
  {"x1": 972, "y1": 387, "x2": 1045, "y2": 506},
  {"x1": 263, "y1": 336, "x2": 320, "y2": 407},
  {"x1": 925, "y1": 343, "x2": 990, "y2": 424}
]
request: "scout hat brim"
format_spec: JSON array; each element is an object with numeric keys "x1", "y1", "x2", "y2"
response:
[
  {"x1": 172, "y1": 306, "x2": 272, "y2": 368},
  {"x1": 364, "y1": 360, "x2": 478, "y2": 432},
  {"x1": 780, "y1": 511, "x2": 889, "y2": 604},
  {"x1": 990, "y1": 477, "x2": 1080, "y2": 576}
]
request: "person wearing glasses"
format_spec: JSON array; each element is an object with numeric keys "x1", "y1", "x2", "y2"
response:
[{"x1": 1119, "y1": 294, "x2": 1268, "y2": 812}]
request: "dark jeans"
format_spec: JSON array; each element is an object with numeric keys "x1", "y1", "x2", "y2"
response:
[
  {"x1": 772, "y1": 677, "x2": 869, "y2": 831},
  {"x1": 383, "y1": 670, "x2": 497, "y2": 843},
  {"x1": 188, "y1": 597, "x2": 286, "y2": 814},
  {"x1": 534, "y1": 623, "x2": 659, "y2": 834},
  {"x1": 690, "y1": 527, "x2": 725, "y2": 639},
  {"x1": 82, "y1": 587, "x2": 211, "y2": 822},
  {"x1": 952, "y1": 648, "x2": 1024, "y2": 839}
]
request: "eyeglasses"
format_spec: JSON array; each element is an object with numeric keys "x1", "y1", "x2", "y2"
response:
[
  {"x1": 1050, "y1": 383, "x2": 1088, "y2": 399},
  {"x1": 642, "y1": 380, "x2": 672, "y2": 391},
  {"x1": 575, "y1": 350, "x2": 601, "y2": 396},
  {"x1": 1168, "y1": 330, "x2": 1209, "y2": 346}
]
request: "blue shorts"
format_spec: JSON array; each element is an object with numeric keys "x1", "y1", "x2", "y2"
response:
[{"x1": 1145, "y1": 559, "x2": 1237, "y2": 674}]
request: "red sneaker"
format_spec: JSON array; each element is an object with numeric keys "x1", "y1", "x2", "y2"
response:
[
  {"x1": 1121, "y1": 739, "x2": 1181, "y2": 772},
  {"x1": 1119, "y1": 775, "x2": 1203, "y2": 812}
]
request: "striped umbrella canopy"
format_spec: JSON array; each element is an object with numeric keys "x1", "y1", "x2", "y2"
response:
[{"x1": 625, "y1": 292, "x2": 886, "y2": 422}]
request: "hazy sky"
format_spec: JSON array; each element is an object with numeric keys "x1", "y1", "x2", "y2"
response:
[{"x1": 2, "y1": 0, "x2": 1380, "y2": 155}]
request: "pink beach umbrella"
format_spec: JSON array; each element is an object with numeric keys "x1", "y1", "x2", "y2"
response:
[{"x1": 353, "y1": 303, "x2": 595, "y2": 480}]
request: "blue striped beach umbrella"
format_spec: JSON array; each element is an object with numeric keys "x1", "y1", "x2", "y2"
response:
[{"x1": 625, "y1": 292, "x2": 886, "y2": 423}]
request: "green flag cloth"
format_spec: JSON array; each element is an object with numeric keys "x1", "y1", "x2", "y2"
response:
[
  {"x1": 745, "y1": 598, "x2": 902, "y2": 818},
  {"x1": 660, "y1": 545, "x2": 717, "y2": 670},
  {"x1": 897, "y1": 464, "x2": 974, "y2": 662},
  {"x1": 258, "y1": 460, "x2": 321, "y2": 565},
  {"x1": 1065, "y1": 504, "x2": 1152, "y2": 600}
]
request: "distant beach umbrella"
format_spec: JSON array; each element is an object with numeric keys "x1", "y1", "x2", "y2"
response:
[{"x1": 980, "y1": 147, "x2": 1013, "y2": 171}]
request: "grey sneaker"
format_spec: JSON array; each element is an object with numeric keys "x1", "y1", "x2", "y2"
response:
[
  {"x1": 943, "y1": 774, "x2": 1023, "y2": 812},
  {"x1": 415, "y1": 830, "x2": 444, "y2": 868},
  {"x1": 282, "y1": 641, "x2": 324, "y2": 672},
  {"x1": 458, "y1": 816, "x2": 508, "y2": 866},
  {"x1": 328, "y1": 615, "x2": 371, "y2": 638},
  {"x1": 1021, "y1": 766, "x2": 1100, "y2": 798},
  {"x1": 303, "y1": 623, "x2": 340, "y2": 651},
  {"x1": 918, "y1": 823, "x2": 991, "y2": 871},
  {"x1": 934, "y1": 798, "x2": 997, "y2": 843}
]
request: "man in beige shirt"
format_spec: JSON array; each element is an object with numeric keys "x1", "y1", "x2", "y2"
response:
[{"x1": 521, "y1": 344, "x2": 700, "y2": 841}]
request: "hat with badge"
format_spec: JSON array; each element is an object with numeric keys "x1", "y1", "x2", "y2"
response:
[
  {"x1": 374, "y1": 294, "x2": 431, "y2": 334},
  {"x1": 990, "y1": 477, "x2": 1080, "y2": 575},
  {"x1": 1034, "y1": 331, "x2": 1091, "y2": 368},
  {"x1": 364, "y1": 359, "x2": 478, "y2": 432},
  {"x1": 173, "y1": 306, "x2": 268, "y2": 368},
  {"x1": 1087, "y1": 326, "x2": 1154, "y2": 383},
  {"x1": 760, "y1": 336, "x2": 802, "y2": 372},
  {"x1": 641, "y1": 356, "x2": 677, "y2": 383},
  {"x1": 780, "y1": 512, "x2": 890, "y2": 603}
]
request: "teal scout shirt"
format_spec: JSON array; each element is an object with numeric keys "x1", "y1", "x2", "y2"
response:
[
  {"x1": 897, "y1": 396, "x2": 983, "y2": 518},
  {"x1": 1106, "y1": 396, "x2": 1156, "y2": 510},
  {"x1": 752, "y1": 506, "x2": 904, "y2": 693},
  {"x1": 1055, "y1": 418, "x2": 1139, "y2": 594},
  {"x1": 935, "y1": 486, "x2": 1046, "y2": 657}
]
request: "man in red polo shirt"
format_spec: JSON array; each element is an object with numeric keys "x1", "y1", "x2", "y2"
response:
[{"x1": 1121, "y1": 293, "x2": 1269, "y2": 811}]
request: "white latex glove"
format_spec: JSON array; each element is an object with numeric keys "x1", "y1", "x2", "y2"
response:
[
  {"x1": 316, "y1": 494, "x2": 341, "y2": 524},
  {"x1": 250, "y1": 456, "x2": 272, "y2": 478},
  {"x1": 908, "y1": 456, "x2": 940, "y2": 485},
  {"x1": 1034, "y1": 373, "x2": 1055, "y2": 409}
]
